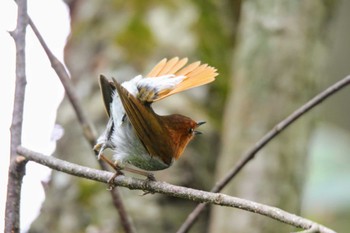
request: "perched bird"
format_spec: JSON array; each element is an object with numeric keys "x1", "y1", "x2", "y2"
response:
[{"x1": 94, "y1": 57, "x2": 218, "y2": 180}]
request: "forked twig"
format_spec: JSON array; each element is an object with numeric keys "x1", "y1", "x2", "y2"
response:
[{"x1": 177, "y1": 75, "x2": 350, "y2": 233}]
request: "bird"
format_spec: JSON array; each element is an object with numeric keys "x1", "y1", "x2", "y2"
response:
[{"x1": 94, "y1": 57, "x2": 218, "y2": 181}]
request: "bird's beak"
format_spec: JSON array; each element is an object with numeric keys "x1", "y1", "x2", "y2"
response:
[
  {"x1": 194, "y1": 131, "x2": 202, "y2": 135},
  {"x1": 194, "y1": 121, "x2": 206, "y2": 135},
  {"x1": 196, "y1": 121, "x2": 206, "y2": 126}
]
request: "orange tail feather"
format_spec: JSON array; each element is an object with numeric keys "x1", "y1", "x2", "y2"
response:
[{"x1": 146, "y1": 57, "x2": 218, "y2": 101}]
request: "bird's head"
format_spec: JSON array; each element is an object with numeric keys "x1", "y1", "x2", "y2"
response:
[{"x1": 162, "y1": 114, "x2": 205, "y2": 160}]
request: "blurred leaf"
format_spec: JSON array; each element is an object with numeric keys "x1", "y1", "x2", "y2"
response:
[{"x1": 115, "y1": 15, "x2": 156, "y2": 66}]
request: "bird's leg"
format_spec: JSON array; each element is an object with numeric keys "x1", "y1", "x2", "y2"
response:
[
  {"x1": 99, "y1": 154, "x2": 119, "y2": 171},
  {"x1": 99, "y1": 154, "x2": 155, "y2": 181},
  {"x1": 123, "y1": 166, "x2": 156, "y2": 181},
  {"x1": 122, "y1": 166, "x2": 155, "y2": 195},
  {"x1": 98, "y1": 154, "x2": 124, "y2": 190},
  {"x1": 96, "y1": 150, "x2": 155, "y2": 191}
]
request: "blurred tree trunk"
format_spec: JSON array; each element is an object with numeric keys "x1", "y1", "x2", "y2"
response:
[{"x1": 209, "y1": 1, "x2": 337, "y2": 232}]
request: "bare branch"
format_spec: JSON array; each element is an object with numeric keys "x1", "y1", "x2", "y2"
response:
[
  {"x1": 27, "y1": 17, "x2": 97, "y2": 147},
  {"x1": 216, "y1": 76, "x2": 350, "y2": 190},
  {"x1": 5, "y1": 0, "x2": 28, "y2": 232},
  {"x1": 178, "y1": 75, "x2": 350, "y2": 232},
  {"x1": 17, "y1": 146, "x2": 336, "y2": 233},
  {"x1": 27, "y1": 16, "x2": 135, "y2": 233}
]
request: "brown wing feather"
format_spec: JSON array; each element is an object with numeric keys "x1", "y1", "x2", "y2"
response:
[
  {"x1": 113, "y1": 78, "x2": 175, "y2": 165},
  {"x1": 99, "y1": 75, "x2": 116, "y2": 117}
]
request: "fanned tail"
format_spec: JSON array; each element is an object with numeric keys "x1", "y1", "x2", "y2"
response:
[{"x1": 146, "y1": 57, "x2": 218, "y2": 101}]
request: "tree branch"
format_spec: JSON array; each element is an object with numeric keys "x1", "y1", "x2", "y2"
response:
[
  {"x1": 178, "y1": 75, "x2": 350, "y2": 232},
  {"x1": 5, "y1": 0, "x2": 28, "y2": 232},
  {"x1": 17, "y1": 146, "x2": 336, "y2": 233}
]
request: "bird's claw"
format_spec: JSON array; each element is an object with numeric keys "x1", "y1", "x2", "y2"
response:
[
  {"x1": 146, "y1": 173, "x2": 156, "y2": 181},
  {"x1": 107, "y1": 170, "x2": 124, "y2": 190},
  {"x1": 140, "y1": 190, "x2": 155, "y2": 196},
  {"x1": 139, "y1": 173, "x2": 156, "y2": 195}
]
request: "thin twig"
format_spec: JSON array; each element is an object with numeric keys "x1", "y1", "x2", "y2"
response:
[
  {"x1": 5, "y1": 0, "x2": 28, "y2": 232},
  {"x1": 27, "y1": 16, "x2": 135, "y2": 233},
  {"x1": 177, "y1": 75, "x2": 350, "y2": 233},
  {"x1": 17, "y1": 146, "x2": 336, "y2": 233}
]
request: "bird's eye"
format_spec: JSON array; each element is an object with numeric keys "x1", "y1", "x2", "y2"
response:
[{"x1": 189, "y1": 128, "x2": 194, "y2": 134}]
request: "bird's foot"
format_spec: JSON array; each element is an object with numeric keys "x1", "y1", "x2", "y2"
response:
[
  {"x1": 107, "y1": 169, "x2": 124, "y2": 191},
  {"x1": 146, "y1": 173, "x2": 156, "y2": 181},
  {"x1": 140, "y1": 190, "x2": 155, "y2": 196}
]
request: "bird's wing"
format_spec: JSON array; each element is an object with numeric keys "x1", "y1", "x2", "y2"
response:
[
  {"x1": 113, "y1": 78, "x2": 175, "y2": 165},
  {"x1": 99, "y1": 75, "x2": 115, "y2": 117},
  {"x1": 137, "y1": 57, "x2": 218, "y2": 102}
]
